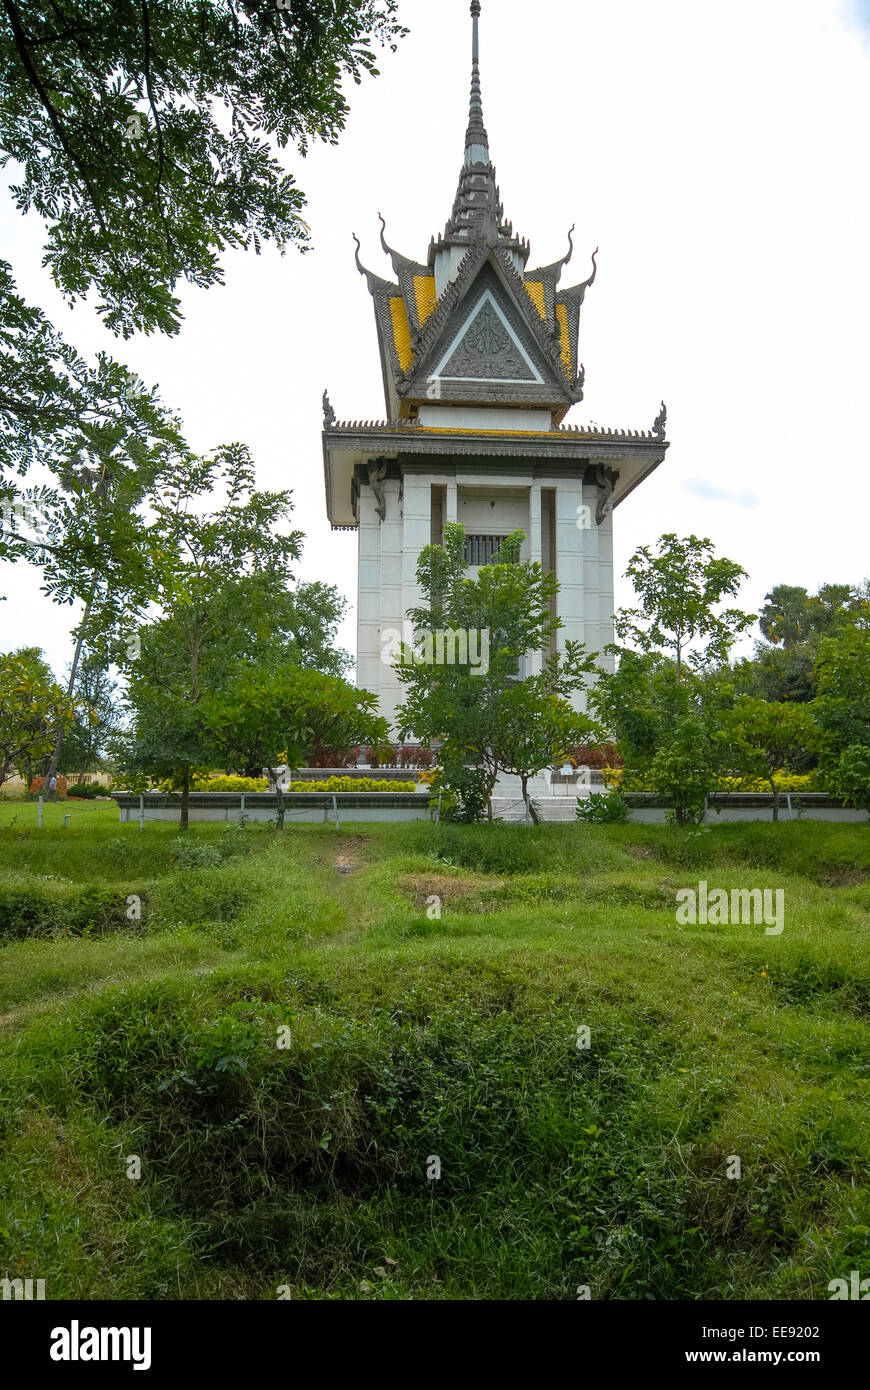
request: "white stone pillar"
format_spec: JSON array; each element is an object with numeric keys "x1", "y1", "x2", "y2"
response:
[
  {"x1": 446, "y1": 479, "x2": 458, "y2": 524},
  {"x1": 554, "y1": 479, "x2": 587, "y2": 711}
]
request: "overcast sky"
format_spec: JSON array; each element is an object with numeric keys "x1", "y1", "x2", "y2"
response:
[{"x1": 2, "y1": 0, "x2": 870, "y2": 679}]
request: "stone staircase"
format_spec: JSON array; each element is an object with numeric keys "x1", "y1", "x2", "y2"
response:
[{"x1": 490, "y1": 769, "x2": 601, "y2": 825}]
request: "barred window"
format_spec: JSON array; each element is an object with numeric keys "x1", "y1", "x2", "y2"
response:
[{"x1": 464, "y1": 534, "x2": 508, "y2": 567}]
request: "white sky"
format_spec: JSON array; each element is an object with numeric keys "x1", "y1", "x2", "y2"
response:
[{"x1": 2, "y1": 0, "x2": 870, "y2": 679}]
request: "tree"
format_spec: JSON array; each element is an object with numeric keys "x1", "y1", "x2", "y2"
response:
[
  {"x1": 204, "y1": 664, "x2": 388, "y2": 829},
  {"x1": 395, "y1": 523, "x2": 597, "y2": 821},
  {"x1": 741, "y1": 581, "x2": 868, "y2": 705},
  {"x1": 0, "y1": 261, "x2": 186, "y2": 489},
  {"x1": 593, "y1": 653, "x2": 738, "y2": 824},
  {"x1": 120, "y1": 446, "x2": 302, "y2": 829},
  {"x1": 485, "y1": 672, "x2": 598, "y2": 823},
  {"x1": 758, "y1": 585, "x2": 812, "y2": 649},
  {"x1": 0, "y1": 649, "x2": 77, "y2": 790},
  {"x1": 0, "y1": 1, "x2": 405, "y2": 336},
  {"x1": 813, "y1": 625, "x2": 870, "y2": 764},
  {"x1": 57, "y1": 650, "x2": 122, "y2": 778},
  {"x1": 733, "y1": 643, "x2": 818, "y2": 706},
  {"x1": 831, "y1": 745, "x2": 870, "y2": 817},
  {"x1": 616, "y1": 534, "x2": 754, "y2": 679},
  {"x1": 732, "y1": 697, "x2": 820, "y2": 820},
  {"x1": 6, "y1": 410, "x2": 187, "y2": 787}
]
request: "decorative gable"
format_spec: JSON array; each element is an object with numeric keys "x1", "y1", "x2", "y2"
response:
[{"x1": 437, "y1": 292, "x2": 542, "y2": 383}]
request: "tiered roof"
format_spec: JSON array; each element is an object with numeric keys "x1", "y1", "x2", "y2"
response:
[{"x1": 352, "y1": 1, "x2": 599, "y2": 424}]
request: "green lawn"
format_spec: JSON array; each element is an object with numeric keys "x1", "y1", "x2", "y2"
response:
[{"x1": 1, "y1": 803, "x2": 868, "y2": 1300}]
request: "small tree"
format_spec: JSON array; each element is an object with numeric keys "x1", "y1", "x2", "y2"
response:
[
  {"x1": 488, "y1": 667, "x2": 598, "y2": 823},
  {"x1": 396, "y1": 523, "x2": 596, "y2": 820},
  {"x1": 831, "y1": 745, "x2": 870, "y2": 817},
  {"x1": 593, "y1": 654, "x2": 737, "y2": 825},
  {"x1": 617, "y1": 534, "x2": 754, "y2": 679},
  {"x1": 120, "y1": 446, "x2": 302, "y2": 829},
  {"x1": 204, "y1": 665, "x2": 388, "y2": 830},
  {"x1": 0, "y1": 650, "x2": 77, "y2": 791},
  {"x1": 57, "y1": 650, "x2": 122, "y2": 778},
  {"x1": 732, "y1": 697, "x2": 819, "y2": 820}
]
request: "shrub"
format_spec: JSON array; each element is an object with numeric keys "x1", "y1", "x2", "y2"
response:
[
  {"x1": 364, "y1": 745, "x2": 400, "y2": 768},
  {"x1": 29, "y1": 774, "x2": 68, "y2": 798},
  {"x1": 0, "y1": 885, "x2": 134, "y2": 941},
  {"x1": 66, "y1": 782, "x2": 103, "y2": 799},
  {"x1": 294, "y1": 777, "x2": 416, "y2": 793},
  {"x1": 576, "y1": 792, "x2": 630, "y2": 824},
  {"x1": 307, "y1": 747, "x2": 360, "y2": 768},
  {"x1": 192, "y1": 776, "x2": 269, "y2": 793},
  {"x1": 398, "y1": 746, "x2": 434, "y2": 769},
  {"x1": 831, "y1": 744, "x2": 870, "y2": 814},
  {"x1": 169, "y1": 824, "x2": 253, "y2": 869},
  {"x1": 564, "y1": 743, "x2": 624, "y2": 770}
]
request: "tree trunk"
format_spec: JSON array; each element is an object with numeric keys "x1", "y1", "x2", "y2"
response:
[
  {"x1": 769, "y1": 776, "x2": 780, "y2": 823},
  {"x1": 45, "y1": 597, "x2": 92, "y2": 790},
  {"x1": 180, "y1": 764, "x2": 190, "y2": 832},
  {"x1": 521, "y1": 774, "x2": 540, "y2": 825}
]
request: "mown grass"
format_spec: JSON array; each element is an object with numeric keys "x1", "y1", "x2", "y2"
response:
[{"x1": 0, "y1": 803, "x2": 868, "y2": 1300}]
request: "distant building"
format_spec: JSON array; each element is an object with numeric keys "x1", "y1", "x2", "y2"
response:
[{"x1": 322, "y1": 1, "x2": 668, "y2": 731}]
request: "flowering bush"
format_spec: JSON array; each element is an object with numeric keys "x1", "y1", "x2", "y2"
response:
[
  {"x1": 192, "y1": 776, "x2": 269, "y2": 792},
  {"x1": 718, "y1": 772, "x2": 821, "y2": 794},
  {"x1": 307, "y1": 747, "x2": 361, "y2": 768},
  {"x1": 295, "y1": 776, "x2": 416, "y2": 793},
  {"x1": 29, "y1": 775, "x2": 68, "y2": 798}
]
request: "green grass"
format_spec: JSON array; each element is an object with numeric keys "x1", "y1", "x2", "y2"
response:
[{"x1": 1, "y1": 802, "x2": 868, "y2": 1300}]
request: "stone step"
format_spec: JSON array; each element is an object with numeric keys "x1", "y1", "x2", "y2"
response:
[{"x1": 491, "y1": 796, "x2": 580, "y2": 824}]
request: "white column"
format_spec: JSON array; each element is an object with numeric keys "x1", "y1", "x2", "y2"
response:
[
  {"x1": 555, "y1": 479, "x2": 587, "y2": 711},
  {"x1": 357, "y1": 485, "x2": 383, "y2": 698},
  {"x1": 446, "y1": 479, "x2": 458, "y2": 524},
  {"x1": 527, "y1": 481, "x2": 543, "y2": 676}
]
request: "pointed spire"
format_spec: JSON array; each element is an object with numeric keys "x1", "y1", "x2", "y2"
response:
[
  {"x1": 465, "y1": 2, "x2": 489, "y2": 168},
  {"x1": 431, "y1": 1, "x2": 528, "y2": 284}
]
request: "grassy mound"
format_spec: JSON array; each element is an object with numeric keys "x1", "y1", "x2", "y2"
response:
[{"x1": 1, "y1": 804, "x2": 868, "y2": 1300}]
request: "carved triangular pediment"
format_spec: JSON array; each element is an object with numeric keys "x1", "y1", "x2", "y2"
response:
[
  {"x1": 436, "y1": 291, "x2": 542, "y2": 383},
  {"x1": 402, "y1": 257, "x2": 574, "y2": 408}
]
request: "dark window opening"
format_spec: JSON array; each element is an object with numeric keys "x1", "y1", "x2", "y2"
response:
[{"x1": 464, "y1": 534, "x2": 508, "y2": 567}]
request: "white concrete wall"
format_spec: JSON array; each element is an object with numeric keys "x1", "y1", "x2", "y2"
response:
[{"x1": 356, "y1": 467, "x2": 617, "y2": 733}]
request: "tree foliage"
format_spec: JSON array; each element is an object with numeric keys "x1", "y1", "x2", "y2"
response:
[
  {"x1": 0, "y1": 647, "x2": 78, "y2": 788},
  {"x1": 0, "y1": 0, "x2": 405, "y2": 337},
  {"x1": 616, "y1": 533, "x2": 754, "y2": 678},
  {"x1": 396, "y1": 523, "x2": 597, "y2": 821}
]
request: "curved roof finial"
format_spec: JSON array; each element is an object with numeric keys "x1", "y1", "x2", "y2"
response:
[
  {"x1": 378, "y1": 212, "x2": 390, "y2": 259},
  {"x1": 581, "y1": 247, "x2": 599, "y2": 291},
  {"x1": 352, "y1": 233, "x2": 365, "y2": 277},
  {"x1": 565, "y1": 224, "x2": 575, "y2": 267}
]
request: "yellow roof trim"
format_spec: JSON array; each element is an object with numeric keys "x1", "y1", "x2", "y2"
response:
[
  {"x1": 413, "y1": 275, "x2": 438, "y2": 326},
  {"x1": 397, "y1": 426, "x2": 555, "y2": 438},
  {"x1": 556, "y1": 303, "x2": 571, "y2": 374},
  {"x1": 525, "y1": 280, "x2": 547, "y2": 320},
  {"x1": 390, "y1": 296, "x2": 414, "y2": 373}
]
